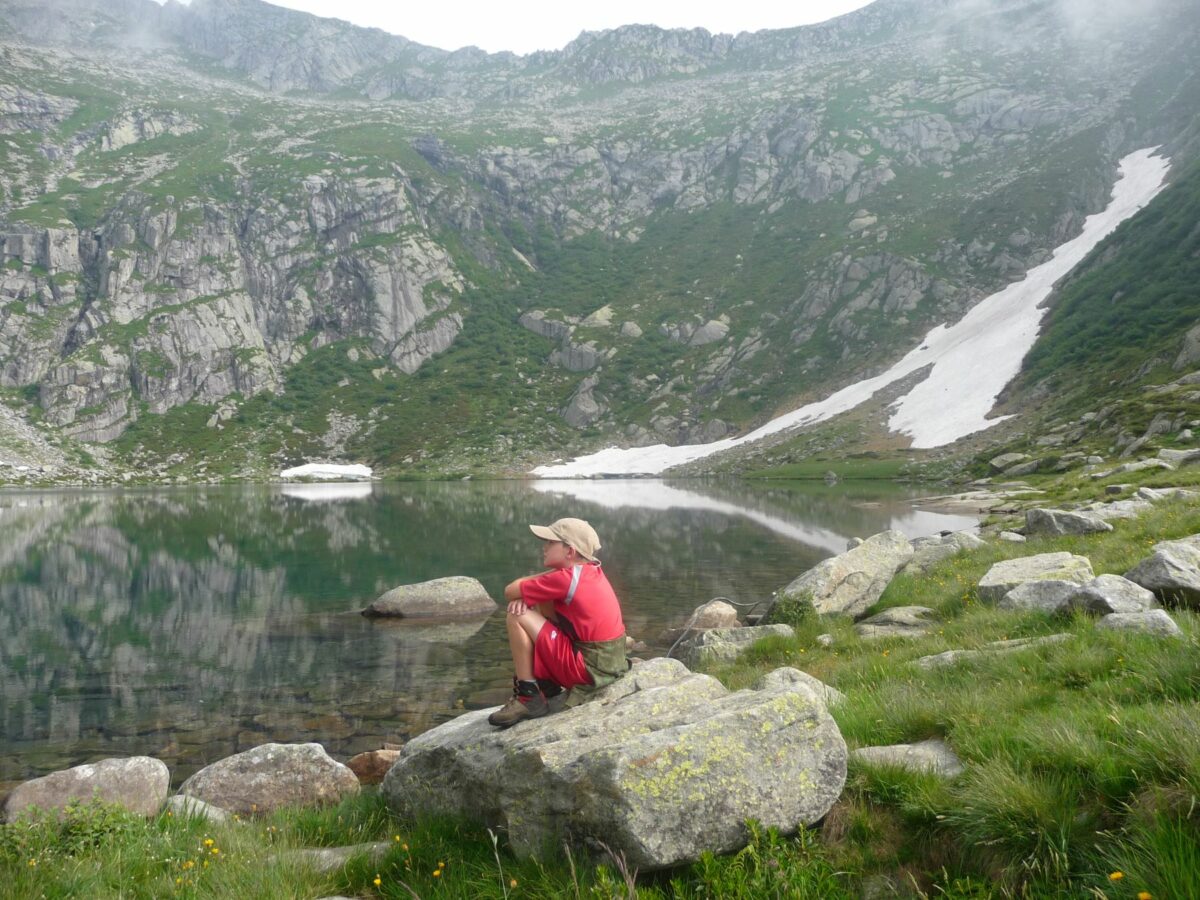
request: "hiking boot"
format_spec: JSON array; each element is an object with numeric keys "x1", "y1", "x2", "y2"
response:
[
  {"x1": 487, "y1": 690, "x2": 549, "y2": 728},
  {"x1": 545, "y1": 689, "x2": 571, "y2": 714}
]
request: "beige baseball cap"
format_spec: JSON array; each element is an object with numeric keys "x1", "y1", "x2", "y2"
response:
[{"x1": 529, "y1": 517, "x2": 601, "y2": 561}]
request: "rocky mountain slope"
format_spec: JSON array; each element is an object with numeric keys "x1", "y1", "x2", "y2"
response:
[{"x1": 0, "y1": 0, "x2": 1198, "y2": 480}]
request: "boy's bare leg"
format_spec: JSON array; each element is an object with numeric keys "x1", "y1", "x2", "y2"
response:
[{"x1": 505, "y1": 606, "x2": 548, "y2": 681}]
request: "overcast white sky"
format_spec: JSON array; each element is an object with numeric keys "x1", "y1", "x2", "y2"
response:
[{"x1": 155, "y1": 0, "x2": 876, "y2": 55}]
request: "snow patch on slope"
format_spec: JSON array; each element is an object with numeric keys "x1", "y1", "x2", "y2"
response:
[{"x1": 533, "y1": 148, "x2": 1170, "y2": 477}]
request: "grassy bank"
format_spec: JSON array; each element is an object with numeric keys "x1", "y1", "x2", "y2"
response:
[{"x1": 3, "y1": 500, "x2": 1198, "y2": 898}]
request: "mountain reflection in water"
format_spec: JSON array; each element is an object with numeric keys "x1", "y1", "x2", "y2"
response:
[{"x1": 0, "y1": 481, "x2": 975, "y2": 787}]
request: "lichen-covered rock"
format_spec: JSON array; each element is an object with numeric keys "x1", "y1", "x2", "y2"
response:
[
  {"x1": 1025, "y1": 508, "x2": 1113, "y2": 536},
  {"x1": 3, "y1": 757, "x2": 169, "y2": 822},
  {"x1": 381, "y1": 658, "x2": 847, "y2": 870},
  {"x1": 679, "y1": 624, "x2": 794, "y2": 667},
  {"x1": 915, "y1": 633, "x2": 1071, "y2": 669},
  {"x1": 1124, "y1": 536, "x2": 1200, "y2": 607},
  {"x1": 363, "y1": 576, "x2": 496, "y2": 618},
  {"x1": 178, "y1": 743, "x2": 358, "y2": 815},
  {"x1": 752, "y1": 666, "x2": 845, "y2": 707},
  {"x1": 774, "y1": 530, "x2": 913, "y2": 618},
  {"x1": 977, "y1": 553, "x2": 1094, "y2": 603},
  {"x1": 1096, "y1": 609, "x2": 1183, "y2": 637}
]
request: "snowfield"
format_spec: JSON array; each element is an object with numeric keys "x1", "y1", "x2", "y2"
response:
[
  {"x1": 279, "y1": 463, "x2": 374, "y2": 481},
  {"x1": 533, "y1": 148, "x2": 1171, "y2": 478}
]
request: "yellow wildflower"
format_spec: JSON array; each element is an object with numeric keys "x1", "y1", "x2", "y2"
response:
[
  {"x1": 203, "y1": 838, "x2": 214, "y2": 847},
  {"x1": 402, "y1": 843, "x2": 409, "y2": 851},
  {"x1": 510, "y1": 878, "x2": 518, "y2": 888},
  {"x1": 27, "y1": 859, "x2": 36, "y2": 867},
  {"x1": 1109, "y1": 871, "x2": 1124, "y2": 881},
  {"x1": 373, "y1": 874, "x2": 382, "y2": 887},
  {"x1": 433, "y1": 870, "x2": 442, "y2": 877},
  {"x1": 438, "y1": 860, "x2": 445, "y2": 867},
  {"x1": 211, "y1": 847, "x2": 220, "y2": 855},
  {"x1": 1138, "y1": 893, "x2": 1152, "y2": 900},
  {"x1": 394, "y1": 834, "x2": 402, "y2": 842}
]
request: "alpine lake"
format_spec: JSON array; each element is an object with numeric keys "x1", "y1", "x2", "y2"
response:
[{"x1": 0, "y1": 479, "x2": 977, "y2": 790}]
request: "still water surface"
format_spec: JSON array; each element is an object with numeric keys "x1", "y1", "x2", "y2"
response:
[{"x1": 0, "y1": 479, "x2": 976, "y2": 787}]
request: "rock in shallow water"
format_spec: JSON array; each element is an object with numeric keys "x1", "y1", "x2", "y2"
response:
[
  {"x1": 381, "y1": 658, "x2": 847, "y2": 870},
  {"x1": 363, "y1": 576, "x2": 497, "y2": 618}
]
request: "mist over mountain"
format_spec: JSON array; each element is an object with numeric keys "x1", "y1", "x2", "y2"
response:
[{"x1": 0, "y1": 0, "x2": 1197, "y2": 481}]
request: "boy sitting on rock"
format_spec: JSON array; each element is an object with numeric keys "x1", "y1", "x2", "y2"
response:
[{"x1": 489, "y1": 517, "x2": 628, "y2": 728}]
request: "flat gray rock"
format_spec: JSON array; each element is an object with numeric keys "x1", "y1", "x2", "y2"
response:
[
  {"x1": 1125, "y1": 535, "x2": 1200, "y2": 607},
  {"x1": 178, "y1": 743, "x2": 359, "y2": 816},
  {"x1": 854, "y1": 605, "x2": 937, "y2": 639},
  {"x1": 998, "y1": 580, "x2": 1078, "y2": 615},
  {"x1": 382, "y1": 658, "x2": 847, "y2": 871},
  {"x1": 978, "y1": 553, "x2": 1094, "y2": 603},
  {"x1": 278, "y1": 842, "x2": 391, "y2": 873},
  {"x1": 998, "y1": 531, "x2": 1027, "y2": 543},
  {"x1": 915, "y1": 633, "x2": 1071, "y2": 669},
  {"x1": 774, "y1": 530, "x2": 913, "y2": 618},
  {"x1": 1096, "y1": 609, "x2": 1183, "y2": 638},
  {"x1": 363, "y1": 576, "x2": 497, "y2": 618},
  {"x1": 679, "y1": 624, "x2": 794, "y2": 667},
  {"x1": 1025, "y1": 508, "x2": 1113, "y2": 536},
  {"x1": 851, "y1": 739, "x2": 964, "y2": 777},
  {"x1": 3, "y1": 757, "x2": 169, "y2": 822},
  {"x1": 1072, "y1": 574, "x2": 1158, "y2": 615}
]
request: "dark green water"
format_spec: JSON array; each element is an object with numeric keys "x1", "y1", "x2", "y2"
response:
[{"x1": 0, "y1": 479, "x2": 976, "y2": 788}]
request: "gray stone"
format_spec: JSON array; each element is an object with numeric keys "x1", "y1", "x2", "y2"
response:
[
  {"x1": 998, "y1": 531, "x2": 1027, "y2": 543},
  {"x1": 915, "y1": 633, "x2": 1071, "y2": 669},
  {"x1": 679, "y1": 624, "x2": 795, "y2": 667},
  {"x1": 619, "y1": 321, "x2": 643, "y2": 338},
  {"x1": 1024, "y1": 508, "x2": 1113, "y2": 536},
  {"x1": 977, "y1": 553, "x2": 1094, "y2": 603},
  {"x1": 816, "y1": 633, "x2": 835, "y2": 648},
  {"x1": 752, "y1": 667, "x2": 846, "y2": 707},
  {"x1": 989, "y1": 452, "x2": 1029, "y2": 472},
  {"x1": 3, "y1": 757, "x2": 169, "y2": 822},
  {"x1": 850, "y1": 739, "x2": 964, "y2": 778},
  {"x1": 1096, "y1": 609, "x2": 1183, "y2": 638},
  {"x1": 1173, "y1": 323, "x2": 1200, "y2": 371},
  {"x1": 854, "y1": 605, "x2": 937, "y2": 639},
  {"x1": 1005, "y1": 460, "x2": 1041, "y2": 477},
  {"x1": 906, "y1": 531, "x2": 985, "y2": 573},
  {"x1": 1086, "y1": 456, "x2": 1105, "y2": 465},
  {"x1": 689, "y1": 599, "x2": 742, "y2": 630},
  {"x1": 1136, "y1": 486, "x2": 1200, "y2": 502},
  {"x1": 364, "y1": 576, "x2": 497, "y2": 618},
  {"x1": 1072, "y1": 574, "x2": 1158, "y2": 615},
  {"x1": 1082, "y1": 499, "x2": 1154, "y2": 520},
  {"x1": 278, "y1": 842, "x2": 391, "y2": 873},
  {"x1": 381, "y1": 658, "x2": 847, "y2": 871},
  {"x1": 775, "y1": 530, "x2": 914, "y2": 618},
  {"x1": 561, "y1": 375, "x2": 606, "y2": 427},
  {"x1": 178, "y1": 743, "x2": 359, "y2": 816},
  {"x1": 997, "y1": 580, "x2": 1079, "y2": 615},
  {"x1": 1124, "y1": 535, "x2": 1200, "y2": 607},
  {"x1": 165, "y1": 794, "x2": 230, "y2": 823}
]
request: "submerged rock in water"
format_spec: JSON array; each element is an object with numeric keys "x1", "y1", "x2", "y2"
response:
[
  {"x1": 363, "y1": 576, "x2": 497, "y2": 618},
  {"x1": 381, "y1": 658, "x2": 847, "y2": 871}
]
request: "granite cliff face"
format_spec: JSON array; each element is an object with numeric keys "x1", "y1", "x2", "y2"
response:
[{"x1": 0, "y1": 0, "x2": 1197, "y2": 475}]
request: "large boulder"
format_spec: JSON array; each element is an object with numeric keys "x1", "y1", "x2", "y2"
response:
[
  {"x1": 989, "y1": 452, "x2": 1029, "y2": 472},
  {"x1": 774, "y1": 530, "x2": 914, "y2": 618},
  {"x1": 907, "y1": 531, "x2": 986, "y2": 574},
  {"x1": 178, "y1": 743, "x2": 359, "y2": 815},
  {"x1": 1071, "y1": 574, "x2": 1159, "y2": 615},
  {"x1": 3, "y1": 757, "x2": 169, "y2": 822},
  {"x1": 381, "y1": 658, "x2": 847, "y2": 871},
  {"x1": 997, "y1": 580, "x2": 1079, "y2": 616},
  {"x1": 977, "y1": 553, "x2": 1094, "y2": 603},
  {"x1": 752, "y1": 667, "x2": 846, "y2": 708},
  {"x1": 1124, "y1": 536, "x2": 1200, "y2": 607},
  {"x1": 679, "y1": 624, "x2": 794, "y2": 667},
  {"x1": 1025, "y1": 508, "x2": 1113, "y2": 536},
  {"x1": 363, "y1": 576, "x2": 497, "y2": 618}
]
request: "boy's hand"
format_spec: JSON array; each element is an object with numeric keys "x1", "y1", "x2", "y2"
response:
[{"x1": 507, "y1": 599, "x2": 528, "y2": 616}]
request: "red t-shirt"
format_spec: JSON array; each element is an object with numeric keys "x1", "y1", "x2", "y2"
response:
[{"x1": 520, "y1": 563, "x2": 625, "y2": 642}]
